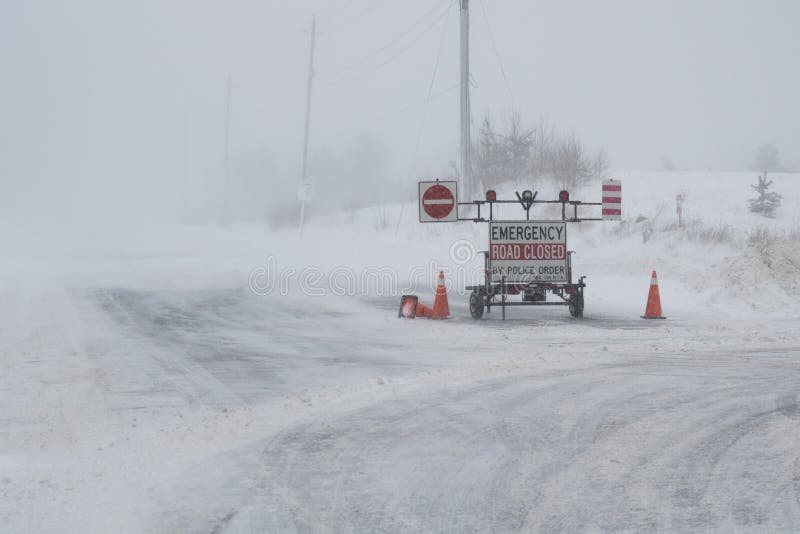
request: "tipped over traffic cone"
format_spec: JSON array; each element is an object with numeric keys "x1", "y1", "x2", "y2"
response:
[
  {"x1": 398, "y1": 295, "x2": 418, "y2": 318},
  {"x1": 415, "y1": 301, "x2": 435, "y2": 318},
  {"x1": 641, "y1": 270, "x2": 666, "y2": 319},
  {"x1": 432, "y1": 271, "x2": 450, "y2": 319}
]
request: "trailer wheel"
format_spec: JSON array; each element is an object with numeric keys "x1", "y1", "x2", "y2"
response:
[
  {"x1": 568, "y1": 295, "x2": 584, "y2": 318},
  {"x1": 469, "y1": 291, "x2": 485, "y2": 319}
]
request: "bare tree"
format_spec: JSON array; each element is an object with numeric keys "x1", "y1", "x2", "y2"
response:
[
  {"x1": 503, "y1": 111, "x2": 534, "y2": 183},
  {"x1": 473, "y1": 114, "x2": 503, "y2": 189},
  {"x1": 474, "y1": 111, "x2": 606, "y2": 193},
  {"x1": 473, "y1": 111, "x2": 534, "y2": 188},
  {"x1": 532, "y1": 116, "x2": 556, "y2": 178},
  {"x1": 550, "y1": 132, "x2": 591, "y2": 190},
  {"x1": 590, "y1": 148, "x2": 609, "y2": 182}
]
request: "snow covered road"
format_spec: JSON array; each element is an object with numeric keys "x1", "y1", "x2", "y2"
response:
[
  {"x1": 243, "y1": 349, "x2": 800, "y2": 533},
  {"x1": 4, "y1": 276, "x2": 800, "y2": 533}
]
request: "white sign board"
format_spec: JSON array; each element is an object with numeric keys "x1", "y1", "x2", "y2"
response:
[
  {"x1": 418, "y1": 181, "x2": 458, "y2": 223},
  {"x1": 602, "y1": 179, "x2": 621, "y2": 220},
  {"x1": 298, "y1": 181, "x2": 314, "y2": 202},
  {"x1": 489, "y1": 221, "x2": 568, "y2": 283}
]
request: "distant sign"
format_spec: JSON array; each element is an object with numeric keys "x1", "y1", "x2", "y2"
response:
[
  {"x1": 602, "y1": 179, "x2": 621, "y2": 220},
  {"x1": 298, "y1": 181, "x2": 315, "y2": 202},
  {"x1": 675, "y1": 193, "x2": 684, "y2": 215},
  {"x1": 489, "y1": 221, "x2": 568, "y2": 283},
  {"x1": 418, "y1": 181, "x2": 458, "y2": 222}
]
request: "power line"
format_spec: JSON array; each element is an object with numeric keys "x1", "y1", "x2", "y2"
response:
[
  {"x1": 319, "y1": 2, "x2": 454, "y2": 85},
  {"x1": 396, "y1": 1, "x2": 454, "y2": 237},
  {"x1": 478, "y1": 0, "x2": 514, "y2": 104},
  {"x1": 409, "y1": 1, "x2": 455, "y2": 178},
  {"x1": 399, "y1": 82, "x2": 460, "y2": 114},
  {"x1": 330, "y1": 0, "x2": 450, "y2": 66},
  {"x1": 316, "y1": 0, "x2": 381, "y2": 35},
  {"x1": 421, "y1": 8, "x2": 453, "y2": 114}
]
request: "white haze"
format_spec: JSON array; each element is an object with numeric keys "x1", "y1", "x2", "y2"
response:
[{"x1": 1, "y1": 0, "x2": 798, "y2": 252}]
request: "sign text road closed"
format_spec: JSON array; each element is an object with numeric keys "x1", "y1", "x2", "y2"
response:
[
  {"x1": 489, "y1": 221, "x2": 568, "y2": 283},
  {"x1": 418, "y1": 181, "x2": 458, "y2": 222}
]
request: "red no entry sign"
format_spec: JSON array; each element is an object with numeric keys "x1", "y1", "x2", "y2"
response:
[
  {"x1": 423, "y1": 185, "x2": 455, "y2": 218},
  {"x1": 418, "y1": 181, "x2": 458, "y2": 223}
]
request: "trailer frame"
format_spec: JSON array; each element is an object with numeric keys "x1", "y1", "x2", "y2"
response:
[{"x1": 460, "y1": 189, "x2": 599, "y2": 320}]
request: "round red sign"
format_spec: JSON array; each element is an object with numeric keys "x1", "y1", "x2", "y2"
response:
[{"x1": 422, "y1": 184, "x2": 455, "y2": 219}]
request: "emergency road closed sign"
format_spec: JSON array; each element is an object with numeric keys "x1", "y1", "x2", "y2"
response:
[
  {"x1": 418, "y1": 181, "x2": 458, "y2": 222},
  {"x1": 489, "y1": 221, "x2": 568, "y2": 283}
]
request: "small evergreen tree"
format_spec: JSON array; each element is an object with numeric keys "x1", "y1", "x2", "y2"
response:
[{"x1": 748, "y1": 174, "x2": 782, "y2": 217}]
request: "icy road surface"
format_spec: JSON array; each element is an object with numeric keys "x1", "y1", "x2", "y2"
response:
[{"x1": 3, "y1": 279, "x2": 800, "y2": 533}]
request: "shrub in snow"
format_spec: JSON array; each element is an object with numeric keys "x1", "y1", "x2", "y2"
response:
[
  {"x1": 748, "y1": 174, "x2": 782, "y2": 217},
  {"x1": 719, "y1": 234, "x2": 800, "y2": 307},
  {"x1": 683, "y1": 221, "x2": 735, "y2": 245},
  {"x1": 747, "y1": 225, "x2": 776, "y2": 249}
]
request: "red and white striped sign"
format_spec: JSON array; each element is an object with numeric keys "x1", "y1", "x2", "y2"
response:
[{"x1": 602, "y1": 179, "x2": 622, "y2": 220}]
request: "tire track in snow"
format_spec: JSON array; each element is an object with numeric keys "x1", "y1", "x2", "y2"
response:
[{"x1": 213, "y1": 350, "x2": 800, "y2": 533}]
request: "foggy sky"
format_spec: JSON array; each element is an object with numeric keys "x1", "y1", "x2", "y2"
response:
[{"x1": 1, "y1": 0, "x2": 798, "y2": 226}]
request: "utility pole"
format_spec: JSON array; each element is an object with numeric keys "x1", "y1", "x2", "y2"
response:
[
  {"x1": 299, "y1": 14, "x2": 316, "y2": 234},
  {"x1": 223, "y1": 75, "x2": 232, "y2": 224},
  {"x1": 183, "y1": 110, "x2": 189, "y2": 209},
  {"x1": 459, "y1": 0, "x2": 471, "y2": 200}
]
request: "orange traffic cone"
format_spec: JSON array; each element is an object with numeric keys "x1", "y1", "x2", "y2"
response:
[
  {"x1": 415, "y1": 301, "x2": 435, "y2": 318},
  {"x1": 432, "y1": 271, "x2": 450, "y2": 319},
  {"x1": 641, "y1": 270, "x2": 666, "y2": 319}
]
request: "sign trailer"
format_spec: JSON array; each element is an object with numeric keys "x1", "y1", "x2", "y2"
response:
[{"x1": 417, "y1": 180, "x2": 621, "y2": 320}]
